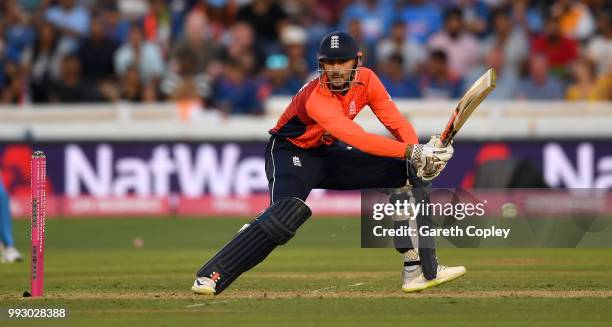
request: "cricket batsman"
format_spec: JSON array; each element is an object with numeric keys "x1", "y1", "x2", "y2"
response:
[{"x1": 192, "y1": 31, "x2": 465, "y2": 295}]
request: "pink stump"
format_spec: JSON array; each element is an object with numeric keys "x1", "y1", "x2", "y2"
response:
[{"x1": 31, "y1": 151, "x2": 46, "y2": 297}]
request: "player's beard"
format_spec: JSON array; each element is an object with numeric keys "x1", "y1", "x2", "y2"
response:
[{"x1": 328, "y1": 72, "x2": 350, "y2": 91}]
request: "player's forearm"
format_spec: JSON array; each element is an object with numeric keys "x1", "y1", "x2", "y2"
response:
[
  {"x1": 405, "y1": 144, "x2": 414, "y2": 159},
  {"x1": 372, "y1": 104, "x2": 419, "y2": 144},
  {"x1": 392, "y1": 124, "x2": 419, "y2": 145},
  {"x1": 330, "y1": 126, "x2": 408, "y2": 158},
  {"x1": 349, "y1": 133, "x2": 408, "y2": 158}
]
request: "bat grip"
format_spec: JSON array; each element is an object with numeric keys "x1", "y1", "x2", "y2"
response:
[{"x1": 436, "y1": 135, "x2": 450, "y2": 148}]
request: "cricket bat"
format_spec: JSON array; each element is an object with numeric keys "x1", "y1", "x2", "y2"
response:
[{"x1": 438, "y1": 68, "x2": 496, "y2": 147}]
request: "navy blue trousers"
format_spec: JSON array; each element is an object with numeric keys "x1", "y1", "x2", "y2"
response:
[{"x1": 265, "y1": 136, "x2": 413, "y2": 203}]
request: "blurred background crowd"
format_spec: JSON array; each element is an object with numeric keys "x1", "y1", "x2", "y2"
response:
[{"x1": 0, "y1": 0, "x2": 610, "y2": 115}]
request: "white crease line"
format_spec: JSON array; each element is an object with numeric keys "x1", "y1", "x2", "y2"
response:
[
  {"x1": 188, "y1": 282, "x2": 368, "y2": 303},
  {"x1": 313, "y1": 282, "x2": 368, "y2": 293},
  {"x1": 186, "y1": 300, "x2": 238, "y2": 308},
  {"x1": 348, "y1": 282, "x2": 367, "y2": 287},
  {"x1": 311, "y1": 286, "x2": 338, "y2": 293}
]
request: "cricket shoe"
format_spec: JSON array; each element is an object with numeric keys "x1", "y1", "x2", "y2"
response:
[
  {"x1": 1, "y1": 246, "x2": 23, "y2": 263},
  {"x1": 402, "y1": 265, "x2": 466, "y2": 293},
  {"x1": 191, "y1": 277, "x2": 216, "y2": 295}
]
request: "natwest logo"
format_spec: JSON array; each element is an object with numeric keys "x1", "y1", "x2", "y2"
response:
[
  {"x1": 65, "y1": 144, "x2": 268, "y2": 197},
  {"x1": 544, "y1": 143, "x2": 612, "y2": 188}
]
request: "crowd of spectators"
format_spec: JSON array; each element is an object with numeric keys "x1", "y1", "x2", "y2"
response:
[{"x1": 0, "y1": 0, "x2": 610, "y2": 115}]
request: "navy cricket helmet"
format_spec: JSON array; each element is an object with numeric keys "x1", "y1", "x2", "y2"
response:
[
  {"x1": 317, "y1": 31, "x2": 362, "y2": 92},
  {"x1": 317, "y1": 31, "x2": 360, "y2": 61}
]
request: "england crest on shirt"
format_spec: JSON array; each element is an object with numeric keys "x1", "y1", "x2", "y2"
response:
[{"x1": 349, "y1": 100, "x2": 357, "y2": 117}]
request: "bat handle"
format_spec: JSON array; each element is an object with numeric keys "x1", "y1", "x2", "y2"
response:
[{"x1": 435, "y1": 135, "x2": 449, "y2": 148}]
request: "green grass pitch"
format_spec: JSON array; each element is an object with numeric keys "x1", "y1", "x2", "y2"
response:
[{"x1": 1, "y1": 217, "x2": 612, "y2": 326}]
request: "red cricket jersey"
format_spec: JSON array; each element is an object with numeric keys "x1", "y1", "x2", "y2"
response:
[{"x1": 269, "y1": 67, "x2": 418, "y2": 158}]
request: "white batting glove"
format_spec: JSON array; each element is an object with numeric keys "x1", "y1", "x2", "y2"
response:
[{"x1": 408, "y1": 135, "x2": 454, "y2": 181}]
